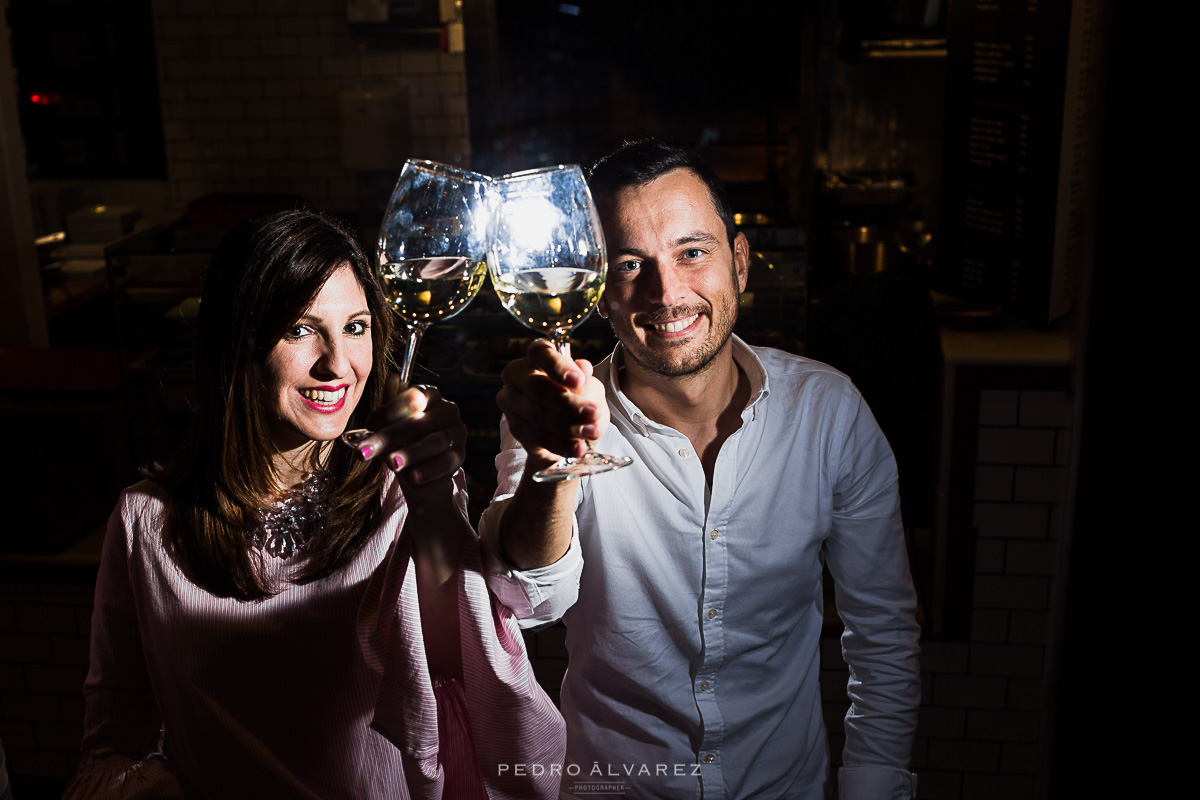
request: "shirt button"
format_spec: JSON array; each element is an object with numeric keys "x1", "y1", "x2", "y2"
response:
[
  {"x1": 710, "y1": 529, "x2": 719, "y2": 540},
  {"x1": 707, "y1": 608, "x2": 718, "y2": 620},
  {"x1": 699, "y1": 680, "x2": 710, "y2": 691},
  {"x1": 678, "y1": 447, "x2": 691, "y2": 458},
  {"x1": 703, "y1": 753, "x2": 716, "y2": 764}
]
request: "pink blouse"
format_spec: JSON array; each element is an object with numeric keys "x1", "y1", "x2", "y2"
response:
[{"x1": 65, "y1": 476, "x2": 564, "y2": 799}]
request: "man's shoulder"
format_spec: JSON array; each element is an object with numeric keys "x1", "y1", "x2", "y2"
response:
[
  {"x1": 750, "y1": 344, "x2": 844, "y2": 376},
  {"x1": 745, "y1": 344, "x2": 860, "y2": 401}
]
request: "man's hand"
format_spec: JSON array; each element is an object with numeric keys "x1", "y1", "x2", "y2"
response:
[{"x1": 496, "y1": 339, "x2": 609, "y2": 465}]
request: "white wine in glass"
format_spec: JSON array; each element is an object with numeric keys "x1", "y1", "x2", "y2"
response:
[
  {"x1": 491, "y1": 268, "x2": 605, "y2": 334},
  {"x1": 378, "y1": 160, "x2": 494, "y2": 383},
  {"x1": 490, "y1": 164, "x2": 632, "y2": 483}
]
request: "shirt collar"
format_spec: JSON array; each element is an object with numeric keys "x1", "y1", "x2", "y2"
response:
[{"x1": 605, "y1": 334, "x2": 771, "y2": 436}]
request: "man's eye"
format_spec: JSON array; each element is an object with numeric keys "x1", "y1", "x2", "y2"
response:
[
  {"x1": 613, "y1": 260, "x2": 641, "y2": 273},
  {"x1": 682, "y1": 248, "x2": 704, "y2": 259}
]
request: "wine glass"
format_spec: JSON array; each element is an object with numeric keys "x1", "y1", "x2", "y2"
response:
[
  {"x1": 377, "y1": 159, "x2": 494, "y2": 383},
  {"x1": 489, "y1": 165, "x2": 633, "y2": 483}
]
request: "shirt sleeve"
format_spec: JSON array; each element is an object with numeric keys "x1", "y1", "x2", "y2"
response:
[
  {"x1": 63, "y1": 494, "x2": 193, "y2": 799},
  {"x1": 477, "y1": 415, "x2": 583, "y2": 628},
  {"x1": 359, "y1": 472, "x2": 566, "y2": 800},
  {"x1": 821, "y1": 392, "x2": 922, "y2": 800}
]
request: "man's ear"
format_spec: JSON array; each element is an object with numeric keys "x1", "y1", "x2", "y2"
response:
[{"x1": 734, "y1": 232, "x2": 750, "y2": 292}]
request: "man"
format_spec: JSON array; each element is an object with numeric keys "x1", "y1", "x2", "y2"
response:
[{"x1": 480, "y1": 139, "x2": 920, "y2": 799}]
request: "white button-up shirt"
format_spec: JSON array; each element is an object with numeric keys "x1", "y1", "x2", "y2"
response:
[{"x1": 482, "y1": 337, "x2": 920, "y2": 800}]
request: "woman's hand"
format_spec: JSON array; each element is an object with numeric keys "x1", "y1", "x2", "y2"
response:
[{"x1": 343, "y1": 376, "x2": 467, "y2": 499}]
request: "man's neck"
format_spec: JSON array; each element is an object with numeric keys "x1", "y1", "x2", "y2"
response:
[{"x1": 618, "y1": 340, "x2": 750, "y2": 482}]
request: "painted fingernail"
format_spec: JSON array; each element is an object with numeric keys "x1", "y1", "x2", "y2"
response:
[
  {"x1": 391, "y1": 454, "x2": 405, "y2": 471},
  {"x1": 358, "y1": 444, "x2": 376, "y2": 460},
  {"x1": 342, "y1": 429, "x2": 371, "y2": 445}
]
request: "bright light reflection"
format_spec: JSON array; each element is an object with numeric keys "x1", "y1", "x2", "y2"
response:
[{"x1": 503, "y1": 196, "x2": 562, "y2": 252}]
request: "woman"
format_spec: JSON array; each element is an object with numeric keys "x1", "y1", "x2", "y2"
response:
[{"x1": 65, "y1": 210, "x2": 563, "y2": 799}]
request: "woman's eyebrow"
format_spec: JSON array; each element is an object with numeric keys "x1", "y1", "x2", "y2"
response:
[{"x1": 297, "y1": 308, "x2": 372, "y2": 323}]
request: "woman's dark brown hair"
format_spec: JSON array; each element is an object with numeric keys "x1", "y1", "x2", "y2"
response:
[{"x1": 151, "y1": 209, "x2": 394, "y2": 600}]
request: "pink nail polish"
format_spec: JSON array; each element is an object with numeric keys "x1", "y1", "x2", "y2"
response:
[
  {"x1": 359, "y1": 444, "x2": 375, "y2": 460},
  {"x1": 391, "y1": 454, "x2": 405, "y2": 470}
]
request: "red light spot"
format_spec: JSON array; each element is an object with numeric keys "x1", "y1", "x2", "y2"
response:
[{"x1": 29, "y1": 91, "x2": 60, "y2": 106}]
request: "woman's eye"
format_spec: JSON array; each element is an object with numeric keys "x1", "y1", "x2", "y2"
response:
[
  {"x1": 283, "y1": 325, "x2": 310, "y2": 340},
  {"x1": 346, "y1": 320, "x2": 370, "y2": 336}
]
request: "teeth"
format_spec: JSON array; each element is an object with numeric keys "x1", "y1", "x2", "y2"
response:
[
  {"x1": 650, "y1": 315, "x2": 698, "y2": 333},
  {"x1": 300, "y1": 387, "x2": 347, "y2": 404}
]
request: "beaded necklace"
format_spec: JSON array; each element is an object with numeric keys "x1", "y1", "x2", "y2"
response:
[{"x1": 250, "y1": 469, "x2": 332, "y2": 560}]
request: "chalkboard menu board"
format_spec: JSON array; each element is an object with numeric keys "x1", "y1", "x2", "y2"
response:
[{"x1": 937, "y1": 0, "x2": 1104, "y2": 325}]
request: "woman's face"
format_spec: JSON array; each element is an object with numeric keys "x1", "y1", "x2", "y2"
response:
[{"x1": 262, "y1": 264, "x2": 374, "y2": 457}]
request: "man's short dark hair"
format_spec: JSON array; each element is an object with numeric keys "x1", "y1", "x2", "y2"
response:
[{"x1": 587, "y1": 138, "x2": 737, "y2": 247}]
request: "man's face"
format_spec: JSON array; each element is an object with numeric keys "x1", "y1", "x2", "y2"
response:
[{"x1": 597, "y1": 168, "x2": 749, "y2": 378}]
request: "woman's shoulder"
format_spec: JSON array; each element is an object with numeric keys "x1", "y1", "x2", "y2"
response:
[
  {"x1": 110, "y1": 479, "x2": 174, "y2": 545},
  {"x1": 118, "y1": 478, "x2": 171, "y2": 515}
]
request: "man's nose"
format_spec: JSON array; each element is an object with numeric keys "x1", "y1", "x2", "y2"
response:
[{"x1": 643, "y1": 262, "x2": 686, "y2": 307}]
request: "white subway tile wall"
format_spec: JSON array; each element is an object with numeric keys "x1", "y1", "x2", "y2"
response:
[{"x1": 151, "y1": 0, "x2": 470, "y2": 214}]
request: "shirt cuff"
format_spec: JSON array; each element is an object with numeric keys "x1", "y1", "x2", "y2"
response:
[
  {"x1": 479, "y1": 503, "x2": 582, "y2": 628},
  {"x1": 838, "y1": 766, "x2": 917, "y2": 800}
]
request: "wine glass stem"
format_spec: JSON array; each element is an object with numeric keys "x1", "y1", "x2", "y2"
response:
[
  {"x1": 549, "y1": 331, "x2": 595, "y2": 458},
  {"x1": 398, "y1": 324, "x2": 426, "y2": 385},
  {"x1": 551, "y1": 329, "x2": 572, "y2": 361}
]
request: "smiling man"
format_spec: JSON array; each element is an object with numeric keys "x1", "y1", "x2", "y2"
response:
[{"x1": 481, "y1": 139, "x2": 921, "y2": 800}]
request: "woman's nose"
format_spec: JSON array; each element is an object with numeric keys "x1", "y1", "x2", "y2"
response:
[{"x1": 314, "y1": 338, "x2": 349, "y2": 376}]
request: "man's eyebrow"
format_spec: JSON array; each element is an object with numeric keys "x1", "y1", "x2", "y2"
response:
[
  {"x1": 674, "y1": 232, "x2": 720, "y2": 246},
  {"x1": 613, "y1": 232, "x2": 721, "y2": 258}
]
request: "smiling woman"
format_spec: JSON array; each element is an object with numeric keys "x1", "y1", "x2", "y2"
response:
[
  {"x1": 63, "y1": 210, "x2": 565, "y2": 799},
  {"x1": 261, "y1": 265, "x2": 375, "y2": 474},
  {"x1": 152, "y1": 210, "x2": 395, "y2": 598}
]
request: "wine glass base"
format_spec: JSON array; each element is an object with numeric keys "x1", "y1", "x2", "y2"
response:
[{"x1": 532, "y1": 452, "x2": 633, "y2": 483}]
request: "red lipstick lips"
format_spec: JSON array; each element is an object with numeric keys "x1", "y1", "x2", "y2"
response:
[{"x1": 298, "y1": 384, "x2": 349, "y2": 413}]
